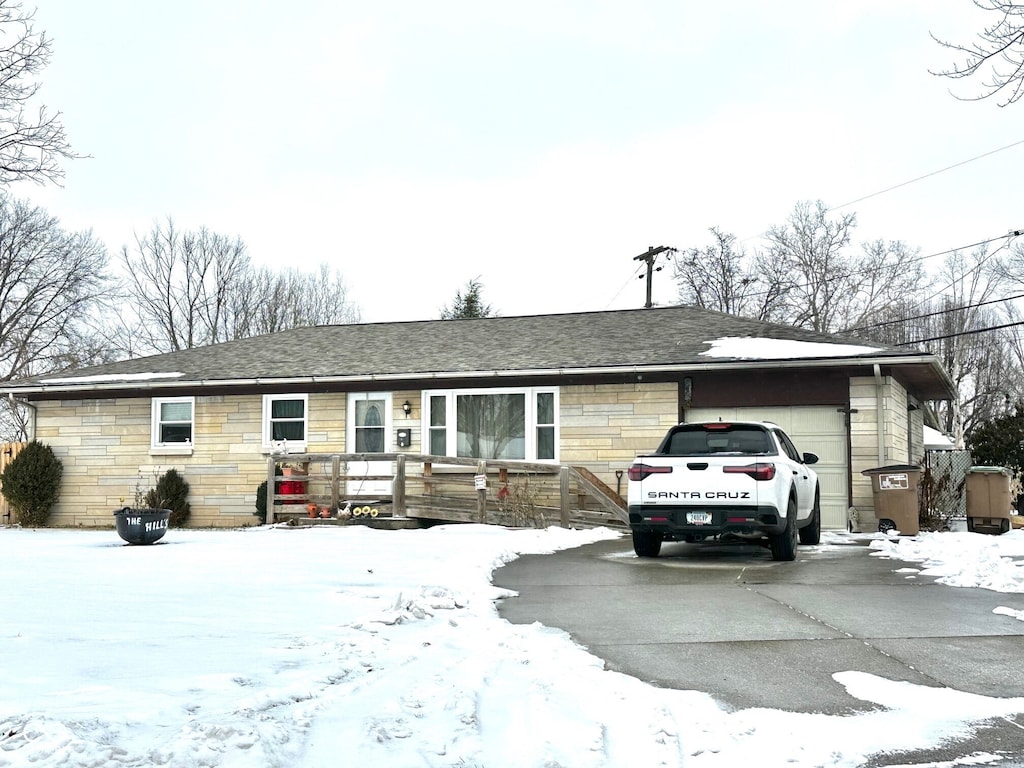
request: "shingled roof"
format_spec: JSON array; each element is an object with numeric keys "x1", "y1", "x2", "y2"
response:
[{"x1": 5, "y1": 305, "x2": 956, "y2": 400}]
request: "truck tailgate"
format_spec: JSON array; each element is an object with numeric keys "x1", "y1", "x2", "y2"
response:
[{"x1": 630, "y1": 457, "x2": 765, "y2": 508}]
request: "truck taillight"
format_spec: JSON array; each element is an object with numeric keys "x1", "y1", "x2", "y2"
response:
[
  {"x1": 628, "y1": 463, "x2": 673, "y2": 482},
  {"x1": 723, "y1": 463, "x2": 776, "y2": 481}
]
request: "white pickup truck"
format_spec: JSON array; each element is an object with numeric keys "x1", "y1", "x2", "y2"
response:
[{"x1": 627, "y1": 421, "x2": 821, "y2": 561}]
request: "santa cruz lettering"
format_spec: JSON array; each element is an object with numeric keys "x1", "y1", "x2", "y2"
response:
[{"x1": 646, "y1": 491, "x2": 751, "y2": 499}]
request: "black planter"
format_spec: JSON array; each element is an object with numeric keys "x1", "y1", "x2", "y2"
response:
[{"x1": 114, "y1": 507, "x2": 170, "y2": 545}]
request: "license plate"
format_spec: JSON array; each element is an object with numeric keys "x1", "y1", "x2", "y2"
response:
[{"x1": 686, "y1": 512, "x2": 713, "y2": 525}]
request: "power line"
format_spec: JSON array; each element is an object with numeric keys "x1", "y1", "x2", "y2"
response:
[
  {"x1": 908, "y1": 237, "x2": 1015, "y2": 312},
  {"x1": 620, "y1": 136, "x2": 1024, "y2": 314},
  {"x1": 895, "y1": 319, "x2": 1024, "y2": 347},
  {"x1": 846, "y1": 292, "x2": 1024, "y2": 332},
  {"x1": 731, "y1": 139, "x2": 1024, "y2": 248},
  {"x1": 603, "y1": 262, "x2": 646, "y2": 309},
  {"x1": 829, "y1": 138, "x2": 1024, "y2": 212},
  {"x1": 672, "y1": 229, "x2": 1017, "y2": 307}
]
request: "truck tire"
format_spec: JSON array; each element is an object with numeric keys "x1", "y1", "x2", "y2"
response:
[
  {"x1": 770, "y1": 498, "x2": 798, "y2": 561},
  {"x1": 799, "y1": 488, "x2": 821, "y2": 545},
  {"x1": 632, "y1": 530, "x2": 662, "y2": 558}
]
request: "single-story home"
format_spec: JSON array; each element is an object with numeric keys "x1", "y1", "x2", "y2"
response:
[{"x1": 2, "y1": 305, "x2": 956, "y2": 530}]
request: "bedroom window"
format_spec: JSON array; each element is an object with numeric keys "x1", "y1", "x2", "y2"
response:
[
  {"x1": 423, "y1": 387, "x2": 558, "y2": 462},
  {"x1": 263, "y1": 394, "x2": 308, "y2": 450},
  {"x1": 151, "y1": 397, "x2": 194, "y2": 451}
]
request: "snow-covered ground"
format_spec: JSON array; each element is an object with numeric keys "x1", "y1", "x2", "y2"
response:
[{"x1": 2, "y1": 523, "x2": 1024, "y2": 767}]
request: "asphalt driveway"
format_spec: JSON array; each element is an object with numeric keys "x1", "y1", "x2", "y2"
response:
[{"x1": 493, "y1": 534, "x2": 1024, "y2": 765}]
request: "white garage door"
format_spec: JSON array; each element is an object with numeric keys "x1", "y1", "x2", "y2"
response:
[{"x1": 684, "y1": 406, "x2": 848, "y2": 530}]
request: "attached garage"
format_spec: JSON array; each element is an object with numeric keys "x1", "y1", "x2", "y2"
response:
[{"x1": 683, "y1": 405, "x2": 848, "y2": 530}]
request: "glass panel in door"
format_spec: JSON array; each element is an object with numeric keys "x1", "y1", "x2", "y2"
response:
[{"x1": 347, "y1": 394, "x2": 393, "y2": 497}]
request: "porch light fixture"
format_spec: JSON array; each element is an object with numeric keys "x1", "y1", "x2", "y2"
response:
[{"x1": 402, "y1": 400, "x2": 412, "y2": 416}]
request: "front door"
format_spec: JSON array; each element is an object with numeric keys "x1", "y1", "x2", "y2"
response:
[{"x1": 346, "y1": 393, "x2": 393, "y2": 497}]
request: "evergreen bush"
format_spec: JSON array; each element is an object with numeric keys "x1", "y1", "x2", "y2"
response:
[
  {"x1": 143, "y1": 468, "x2": 191, "y2": 527},
  {"x1": 255, "y1": 480, "x2": 268, "y2": 524},
  {"x1": 0, "y1": 440, "x2": 63, "y2": 527}
]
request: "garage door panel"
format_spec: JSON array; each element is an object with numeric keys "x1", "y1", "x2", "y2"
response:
[
  {"x1": 685, "y1": 406, "x2": 848, "y2": 530},
  {"x1": 818, "y1": 473, "x2": 846, "y2": 497},
  {"x1": 804, "y1": 436, "x2": 845, "y2": 464},
  {"x1": 788, "y1": 411, "x2": 844, "y2": 432}
]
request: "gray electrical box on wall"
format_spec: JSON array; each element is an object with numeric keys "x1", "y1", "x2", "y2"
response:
[{"x1": 396, "y1": 428, "x2": 411, "y2": 448}]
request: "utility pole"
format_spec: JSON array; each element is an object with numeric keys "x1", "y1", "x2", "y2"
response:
[{"x1": 633, "y1": 245, "x2": 676, "y2": 309}]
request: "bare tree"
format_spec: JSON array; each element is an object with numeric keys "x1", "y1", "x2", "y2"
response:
[
  {"x1": 0, "y1": 196, "x2": 108, "y2": 438},
  {"x1": 227, "y1": 263, "x2": 360, "y2": 337},
  {"x1": 117, "y1": 219, "x2": 229, "y2": 353},
  {"x1": 846, "y1": 239, "x2": 931, "y2": 330},
  {"x1": 0, "y1": 196, "x2": 108, "y2": 377},
  {"x1": 931, "y1": 1, "x2": 1024, "y2": 105},
  {"x1": 998, "y1": 301, "x2": 1024, "y2": 404},
  {"x1": 188, "y1": 228, "x2": 249, "y2": 344},
  {"x1": 762, "y1": 201, "x2": 857, "y2": 332},
  {"x1": 762, "y1": 201, "x2": 927, "y2": 334},
  {"x1": 0, "y1": 1, "x2": 82, "y2": 185},
  {"x1": 674, "y1": 227, "x2": 784, "y2": 320},
  {"x1": 912, "y1": 248, "x2": 1011, "y2": 443},
  {"x1": 118, "y1": 219, "x2": 360, "y2": 354}
]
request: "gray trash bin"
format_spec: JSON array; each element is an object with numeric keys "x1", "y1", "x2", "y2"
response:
[
  {"x1": 861, "y1": 465, "x2": 921, "y2": 535},
  {"x1": 966, "y1": 466, "x2": 1012, "y2": 535}
]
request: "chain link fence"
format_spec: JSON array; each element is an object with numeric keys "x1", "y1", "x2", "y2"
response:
[{"x1": 919, "y1": 449, "x2": 972, "y2": 529}]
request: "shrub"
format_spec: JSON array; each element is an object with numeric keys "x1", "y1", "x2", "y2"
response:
[
  {"x1": 493, "y1": 473, "x2": 546, "y2": 528},
  {"x1": 0, "y1": 441, "x2": 63, "y2": 527},
  {"x1": 143, "y1": 468, "x2": 191, "y2": 527},
  {"x1": 255, "y1": 480, "x2": 268, "y2": 524}
]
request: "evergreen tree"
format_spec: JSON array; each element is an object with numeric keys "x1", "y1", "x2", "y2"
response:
[
  {"x1": 440, "y1": 278, "x2": 495, "y2": 319},
  {"x1": 967, "y1": 405, "x2": 1024, "y2": 474},
  {"x1": 0, "y1": 440, "x2": 62, "y2": 526}
]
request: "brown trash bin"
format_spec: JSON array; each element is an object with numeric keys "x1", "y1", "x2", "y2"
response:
[
  {"x1": 861, "y1": 465, "x2": 922, "y2": 535},
  {"x1": 966, "y1": 466, "x2": 1012, "y2": 535}
]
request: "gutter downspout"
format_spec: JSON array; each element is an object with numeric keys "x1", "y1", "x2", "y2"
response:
[{"x1": 873, "y1": 364, "x2": 885, "y2": 465}]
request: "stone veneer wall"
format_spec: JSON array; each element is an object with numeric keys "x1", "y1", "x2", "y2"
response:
[
  {"x1": 558, "y1": 382, "x2": 679, "y2": 490},
  {"x1": 35, "y1": 391, "x2": 383, "y2": 528},
  {"x1": 849, "y1": 375, "x2": 911, "y2": 529},
  {"x1": 33, "y1": 384, "x2": 670, "y2": 528}
]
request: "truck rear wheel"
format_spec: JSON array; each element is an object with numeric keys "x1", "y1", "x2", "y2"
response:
[
  {"x1": 770, "y1": 498, "x2": 798, "y2": 561},
  {"x1": 632, "y1": 530, "x2": 662, "y2": 558}
]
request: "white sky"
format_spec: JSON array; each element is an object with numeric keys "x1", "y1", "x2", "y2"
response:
[
  {"x1": 3, "y1": 524, "x2": 1024, "y2": 766},
  {"x1": 18, "y1": 1, "x2": 1024, "y2": 322}
]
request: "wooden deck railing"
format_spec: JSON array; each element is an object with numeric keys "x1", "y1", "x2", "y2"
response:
[{"x1": 266, "y1": 453, "x2": 628, "y2": 529}]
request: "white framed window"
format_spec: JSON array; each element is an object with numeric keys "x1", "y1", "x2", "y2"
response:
[
  {"x1": 262, "y1": 394, "x2": 308, "y2": 451},
  {"x1": 422, "y1": 387, "x2": 558, "y2": 462},
  {"x1": 151, "y1": 396, "x2": 194, "y2": 454}
]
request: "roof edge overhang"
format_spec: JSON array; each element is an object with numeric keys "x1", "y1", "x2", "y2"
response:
[{"x1": 4, "y1": 354, "x2": 956, "y2": 401}]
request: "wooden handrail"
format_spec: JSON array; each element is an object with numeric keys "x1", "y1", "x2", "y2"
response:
[{"x1": 266, "y1": 453, "x2": 626, "y2": 528}]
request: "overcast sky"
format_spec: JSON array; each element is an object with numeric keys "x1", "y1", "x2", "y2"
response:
[{"x1": 19, "y1": 1, "x2": 1023, "y2": 323}]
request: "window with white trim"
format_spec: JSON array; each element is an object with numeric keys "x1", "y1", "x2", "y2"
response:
[
  {"x1": 262, "y1": 394, "x2": 308, "y2": 450},
  {"x1": 151, "y1": 397, "x2": 194, "y2": 449},
  {"x1": 422, "y1": 387, "x2": 558, "y2": 461}
]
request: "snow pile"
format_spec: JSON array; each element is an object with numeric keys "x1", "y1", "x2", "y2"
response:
[
  {"x1": 870, "y1": 529, "x2": 1024, "y2": 593},
  {"x1": 1, "y1": 524, "x2": 1024, "y2": 767},
  {"x1": 700, "y1": 336, "x2": 883, "y2": 360}
]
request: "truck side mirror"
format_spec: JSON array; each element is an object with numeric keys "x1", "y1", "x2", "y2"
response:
[{"x1": 803, "y1": 452, "x2": 819, "y2": 465}]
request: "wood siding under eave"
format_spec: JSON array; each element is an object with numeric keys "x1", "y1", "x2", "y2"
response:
[{"x1": 682, "y1": 369, "x2": 851, "y2": 411}]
